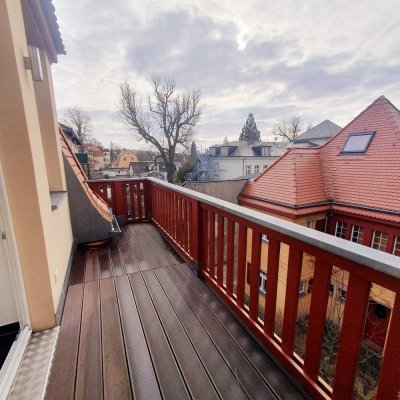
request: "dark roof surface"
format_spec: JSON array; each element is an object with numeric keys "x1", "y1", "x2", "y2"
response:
[{"x1": 294, "y1": 120, "x2": 341, "y2": 143}]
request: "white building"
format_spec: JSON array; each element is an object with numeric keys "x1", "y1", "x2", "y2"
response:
[{"x1": 208, "y1": 140, "x2": 288, "y2": 181}]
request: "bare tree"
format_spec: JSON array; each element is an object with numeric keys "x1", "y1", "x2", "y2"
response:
[
  {"x1": 119, "y1": 76, "x2": 202, "y2": 183},
  {"x1": 63, "y1": 107, "x2": 91, "y2": 144},
  {"x1": 272, "y1": 116, "x2": 302, "y2": 142}
]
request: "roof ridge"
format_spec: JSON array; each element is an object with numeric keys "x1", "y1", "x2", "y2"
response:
[
  {"x1": 380, "y1": 96, "x2": 400, "y2": 142},
  {"x1": 318, "y1": 95, "x2": 389, "y2": 150}
]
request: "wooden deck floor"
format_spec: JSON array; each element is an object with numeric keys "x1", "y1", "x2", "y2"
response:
[{"x1": 45, "y1": 223, "x2": 306, "y2": 400}]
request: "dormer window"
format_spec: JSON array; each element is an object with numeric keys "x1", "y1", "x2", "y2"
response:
[
  {"x1": 262, "y1": 147, "x2": 271, "y2": 156},
  {"x1": 221, "y1": 147, "x2": 228, "y2": 156},
  {"x1": 210, "y1": 148, "x2": 216, "y2": 156},
  {"x1": 341, "y1": 132, "x2": 375, "y2": 155}
]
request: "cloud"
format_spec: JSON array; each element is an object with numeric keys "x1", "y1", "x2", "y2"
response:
[{"x1": 52, "y1": 0, "x2": 400, "y2": 149}]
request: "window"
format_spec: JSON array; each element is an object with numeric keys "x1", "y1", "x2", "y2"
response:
[
  {"x1": 307, "y1": 278, "x2": 313, "y2": 293},
  {"x1": 299, "y1": 280, "x2": 306, "y2": 296},
  {"x1": 335, "y1": 221, "x2": 347, "y2": 239},
  {"x1": 338, "y1": 287, "x2": 347, "y2": 303},
  {"x1": 254, "y1": 165, "x2": 260, "y2": 173},
  {"x1": 305, "y1": 220, "x2": 312, "y2": 228},
  {"x1": 341, "y1": 132, "x2": 375, "y2": 154},
  {"x1": 351, "y1": 225, "x2": 364, "y2": 244},
  {"x1": 262, "y1": 147, "x2": 271, "y2": 156},
  {"x1": 245, "y1": 165, "x2": 251, "y2": 175},
  {"x1": 261, "y1": 234, "x2": 269, "y2": 243},
  {"x1": 328, "y1": 284, "x2": 334, "y2": 296},
  {"x1": 210, "y1": 148, "x2": 216, "y2": 156},
  {"x1": 259, "y1": 271, "x2": 267, "y2": 295},
  {"x1": 372, "y1": 231, "x2": 388, "y2": 252},
  {"x1": 393, "y1": 236, "x2": 400, "y2": 257},
  {"x1": 124, "y1": 157, "x2": 126, "y2": 161},
  {"x1": 221, "y1": 147, "x2": 228, "y2": 156},
  {"x1": 263, "y1": 165, "x2": 268, "y2": 170}
]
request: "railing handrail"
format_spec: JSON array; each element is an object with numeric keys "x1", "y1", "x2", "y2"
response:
[{"x1": 87, "y1": 177, "x2": 400, "y2": 280}]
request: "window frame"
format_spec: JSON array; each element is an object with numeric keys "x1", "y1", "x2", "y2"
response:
[
  {"x1": 393, "y1": 236, "x2": 400, "y2": 257},
  {"x1": 371, "y1": 230, "x2": 388, "y2": 252},
  {"x1": 259, "y1": 270, "x2": 267, "y2": 295},
  {"x1": 335, "y1": 221, "x2": 347, "y2": 239},
  {"x1": 351, "y1": 225, "x2": 364, "y2": 244},
  {"x1": 221, "y1": 147, "x2": 228, "y2": 156},
  {"x1": 254, "y1": 165, "x2": 260, "y2": 173},
  {"x1": 245, "y1": 165, "x2": 251, "y2": 175},
  {"x1": 262, "y1": 147, "x2": 271, "y2": 156},
  {"x1": 340, "y1": 131, "x2": 375, "y2": 155},
  {"x1": 338, "y1": 287, "x2": 347, "y2": 303},
  {"x1": 299, "y1": 280, "x2": 306, "y2": 296}
]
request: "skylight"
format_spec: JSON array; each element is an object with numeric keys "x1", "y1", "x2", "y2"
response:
[{"x1": 341, "y1": 131, "x2": 375, "y2": 154}]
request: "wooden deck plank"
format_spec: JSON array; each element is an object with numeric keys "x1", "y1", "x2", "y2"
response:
[
  {"x1": 123, "y1": 227, "x2": 153, "y2": 271},
  {"x1": 100, "y1": 278, "x2": 132, "y2": 400},
  {"x1": 69, "y1": 247, "x2": 86, "y2": 286},
  {"x1": 168, "y1": 265, "x2": 282, "y2": 400},
  {"x1": 115, "y1": 275, "x2": 161, "y2": 400},
  {"x1": 75, "y1": 280, "x2": 103, "y2": 400},
  {"x1": 175, "y1": 262, "x2": 307, "y2": 400},
  {"x1": 45, "y1": 284, "x2": 83, "y2": 400},
  {"x1": 98, "y1": 246, "x2": 113, "y2": 280},
  {"x1": 142, "y1": 270, "x2": 220, "y2": 400},
  {"x1": 140, "y1": 223, "x2": 182, "y2": 266},
  {"x1": 84, "y1": 249, "x2": 100, "y2": 282},
  {"x1": 154, "y1": 267, "x2": 249, "y2": 400},
  {"x1": 116, "y1": 236, "x2": 140, "y2": 274},
  {"x1": 128, "y1": 272, "x2": 190, "y2": 399},
  {"x1": 109, "y1": 238, "x2": 126, "y2": 276}
]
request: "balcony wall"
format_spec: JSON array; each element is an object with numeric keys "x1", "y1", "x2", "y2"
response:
[{"x1": 88, "y1": 177, "x2": 400, "y2": 400}]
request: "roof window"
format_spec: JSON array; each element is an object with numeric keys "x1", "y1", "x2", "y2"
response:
[{"x1": 341, "y1": 131, "x2": 375, "y2": 154}]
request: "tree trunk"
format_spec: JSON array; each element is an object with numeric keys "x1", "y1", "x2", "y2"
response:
[{"x1": 166, "y1": 162, "x2": 174, "y2": 183}]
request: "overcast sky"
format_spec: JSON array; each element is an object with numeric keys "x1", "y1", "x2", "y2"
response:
[{"x1": 52, "y1": 0, "x2": 400, "y2": 150}]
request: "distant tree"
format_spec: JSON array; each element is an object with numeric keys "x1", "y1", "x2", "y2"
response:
[
  {"x1": 176, "y1": 162, "x2": 193, "y2": 184},
  {"x1": 272, "y1": 116, "x2": 302, "y2": 142},
  {"x1": 119, "y1": 76, "x2": 202, "y2": 183},
  {"x1": 239, "y1": 113, "x2": 261, "y2": 142},
  {"x1": 109, "y1": 141, "x2": 117, "y2": 163},
  {"x1": 63, "y1": 107, "x2": 91, "y2": 144}
]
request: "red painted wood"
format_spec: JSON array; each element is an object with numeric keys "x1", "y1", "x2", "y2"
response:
[
  {"x1": 236, "y1": 224, "x2": 247, "y2": 309},
  {"x1": 114, "y1": 181, "x2": 126, "y2": 218},
  {"x1": 183, "y1": 199, "x2": 188, "y2": 251},
  {"x1": 136, "y1": 182, "x2": 142, "y2": 221},
  {"x1": 332, "y1": 274, "x2": 371, "y2": 400},
  {"x1": 281, "y1": 247, "x2": 303, "y2": 355},
  {"x1": 143, "y1": 181, "x2": 151, "y2": 219},
  {"x1": 226, "y1": 219, "x2": 234, "y2": 297},
  {"x1": 130, "y1": 184, "x2": 136, "y2": 220},
  {"x1": 217, "y1": 215, "x2": 224, "y2": 286},
  {"x1": 303, "y1": 260, "x2": 332, "y2": 380},
  {"x1": 376, "y1": 293, "x2": 400, "y2": 400},
  {"x1": 191, "y1": 200, "x2": 199, "y2": 262},
  {"x1": 263, "y1": 239, "x2": 281, "y2": 337},
  {"x1": 209, "y1": 211, "x2": 216, "y2": 279},
  {"x1": 249, "y1": 230, "x2": 262, "y2": 321},
  {"x1": 177, "y1": 196, "x2": 182, "y2": 244},
  {"x1": 201, "y1": 206, "x2": 209, "y2": 272}
]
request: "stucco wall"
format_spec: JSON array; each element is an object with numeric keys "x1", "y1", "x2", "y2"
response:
[
  {"x1": 0, "y1": 0, "x2": 73, "y2": 330},
  {"x1": 184, "y1": 180, "x2": 248, "y2": 204}
]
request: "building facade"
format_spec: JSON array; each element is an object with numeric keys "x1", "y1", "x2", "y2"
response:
[{"x1": 239, "y1": 96, "x2": 400, "y2": 348}]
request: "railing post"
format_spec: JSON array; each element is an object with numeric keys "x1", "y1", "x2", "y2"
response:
[
  {"x1": 191, "y1": 200, "x2": 202, "y2": 276},
  {"x1": 144, "y1": 180, "x2": 152, "y2": 220},
  {"x1": 113, "y1": 180, "x2": 127, "y2": 225}
]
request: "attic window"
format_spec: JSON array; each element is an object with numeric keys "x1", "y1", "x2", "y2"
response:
[{"x1": 341, "y1": 131, "x2": 375, "y2": 154}]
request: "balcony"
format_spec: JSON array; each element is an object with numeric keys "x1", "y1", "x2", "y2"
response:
[{"x1": 46, "y1": 178, "x2": 400, "y2": 399}]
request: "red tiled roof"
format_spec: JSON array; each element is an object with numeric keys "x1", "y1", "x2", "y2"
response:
[
  {"x1": 239, "y1": 96, "x2": 400, "y2": 223},
  {"x1": 60, "y1": 130, "x2": 112, "y2": 222}
]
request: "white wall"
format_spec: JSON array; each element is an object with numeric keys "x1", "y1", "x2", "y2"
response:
[{"x1": 211, "y1": 157, "x2": 278, "y2": 180}]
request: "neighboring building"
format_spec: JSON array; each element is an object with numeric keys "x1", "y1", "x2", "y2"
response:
[
  {"x1": 128, "y1": 161, "x2": 167, "y2": 180},
  {"x1": 291, "y1": 120, "x2": 342, "y2": 147},
  {"x1": 112, "y1": 149, "x2": 138, "y2": 168},
  {"x1": 83, "y1": 143, "x2": 108, "y2": 170},
  {"x1": 238, "y1": 96, "x2": 400, "y2": 348},
  {"x1": 59, "y1": 123, "x2": 82, "y2": 153},
  {"x1": 209, "y1": 140, "x2": 288, "y2": 181},
  {"x1": 101, "y1": 167, "x2": 130, "y2": 178}
]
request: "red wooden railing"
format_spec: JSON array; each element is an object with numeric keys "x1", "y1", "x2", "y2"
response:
[{"x1": 88, "y1": 178, "x2": 400, "y2": 400}]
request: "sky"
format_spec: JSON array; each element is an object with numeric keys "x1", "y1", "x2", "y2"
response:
[{"x1": 52, "y1": 0, "x2": 400, "y2": 151}]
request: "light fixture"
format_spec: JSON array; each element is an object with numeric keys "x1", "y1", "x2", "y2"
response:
[{"x1": 23, "y1": 46, "x2": 44, "y2": 82}]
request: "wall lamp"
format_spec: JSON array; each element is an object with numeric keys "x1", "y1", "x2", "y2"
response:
[{"x1": 24, "y1": 46, "x2": 44, "y2": 82}]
